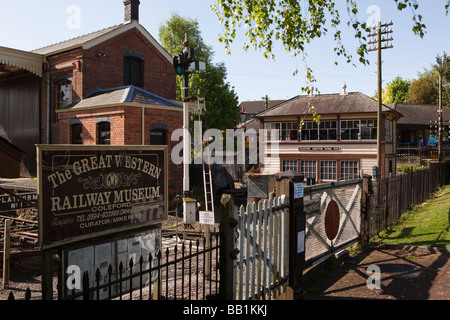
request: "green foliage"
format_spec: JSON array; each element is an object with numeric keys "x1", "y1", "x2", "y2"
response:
[
  {"x1": 211, "y1": 0, "x2": 449, "y2": 91},
  {"x1": 406, "y1": 76, "x2": 439, "y2": 104},
  {"x1": 376, "y1": 185, "x2": 450, "y2": 249},
  {"x1": 159, "y1": 13, "x2": 240, "y2": 131},
  {"x1": 374, "y1": 76, "x2": 411, "y2": 104},
  {"x1": 158, "y1": 13, "x2": 213, "y2": 62},
  {"x1": 396, "y1": 165, "x2": 427, "y2": 173}
]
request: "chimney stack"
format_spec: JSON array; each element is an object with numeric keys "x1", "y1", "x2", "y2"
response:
[
  {"x1": 124, "y1": 0, "x2": 140, "y2": 22},
  {"x1": 341, "y1": 82, "x2": 347, "y2": 95}
]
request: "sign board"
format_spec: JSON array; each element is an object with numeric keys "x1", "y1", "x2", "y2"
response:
[
  {"x1": 199, "y1": 211, "x2": 215, "y2": 225},
  {"x1": 0, "y1": 192, "x2": 37, "y2": 213},
  {"x1": 293, "y1": 182, "x2": 304, "y2": 199},
  {"x1": 304, "y1": 198, "x2": 321, "y2": 215},
  {"x1": 297, "y1": 231, "x2": 305, "y2": 253},
  {"x1": 37, "y1": 145, "x2": 168, "y2": 249},
  {"x1": 298, "y1": 147, "x2": 341, "y2": 152}
]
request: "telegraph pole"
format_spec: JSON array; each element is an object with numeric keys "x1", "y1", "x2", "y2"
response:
[{"x1": 368, "y1": 21, "x2": 393, "y2": 179}]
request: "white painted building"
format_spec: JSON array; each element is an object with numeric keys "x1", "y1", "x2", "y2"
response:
[{"x1": 254, "y1": 88, "x2": 403, "y2": 181}]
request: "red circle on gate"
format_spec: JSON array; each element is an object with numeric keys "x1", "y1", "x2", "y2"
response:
[{"x1": 325, "y1": 200, "x2": 340, "y2": 240}]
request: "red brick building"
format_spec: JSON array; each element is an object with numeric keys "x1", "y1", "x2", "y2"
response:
[{"x1": 0, "y1": 0, "x2": 184, "y2": 192}]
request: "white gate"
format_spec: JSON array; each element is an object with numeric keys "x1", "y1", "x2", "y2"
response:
[
  {"x1": 303, "y1": 180, "x2": 362, "y2": 266},
  {"x1": 232, "y1": 195, "x2": 288, "y2": 300}
]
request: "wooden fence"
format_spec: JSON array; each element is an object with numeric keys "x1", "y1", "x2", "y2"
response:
[{"x1": 367, "y1": 161, "x2": 450, "y2": 237}]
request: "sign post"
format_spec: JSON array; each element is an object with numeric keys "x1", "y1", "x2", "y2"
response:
[{"x1": 275, "y1": 171, "x2": 305, "y2": 298}]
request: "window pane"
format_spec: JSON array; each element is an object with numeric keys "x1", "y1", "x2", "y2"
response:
[
  {"x1": 71, "y1": 124, "x2": 82, "y2": 144},
  {"x1": 301, "y1": 160, "x2": 317, "y2": 179},
  {"x1": 320, "y1": 160, "x2": 337, "y2": 180},
  {"x1": 341, "y1": 160, "x2": 358, "y2": 180},
  {"x1": 98, "y1": 122, "x2": 110, "y2": 145},
  {"x1": 56, "y1": 79, "x2": 73, "y2": 111},
  {"x1": 124, "y1": 57, "x2": 143, "y2": 87},
  {"x1": 150, "y1": 129, "x2": 166, "y2": 145},
  {"x1": 282, "y1": 160, "x2": 298, "y2": 172},
  {"x1": 319, "y1": 121, "x2": 337, "y2": 140}
]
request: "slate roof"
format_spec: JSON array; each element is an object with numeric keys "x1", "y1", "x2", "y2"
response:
[
  {"x1": 255, "y1": 92, "x2": 403, "y2": 118},
  {"x1": 240, "y1": 99, "x2": 285, "y2": 115},
  {"x1": 60, "y1": 85, "x2": 182, "y2": 110},
  {"x1": 390, "y1": 103, "x2": 450, "y2": 126}
]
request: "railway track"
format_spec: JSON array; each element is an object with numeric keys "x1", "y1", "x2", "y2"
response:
[{"x1": 0, "y1": 215, "x2": 38, "y2": 246}]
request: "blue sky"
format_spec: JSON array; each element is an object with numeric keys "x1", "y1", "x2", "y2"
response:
[{"x1": 2, "y1": 1, "x2": 450, "y2": 102}]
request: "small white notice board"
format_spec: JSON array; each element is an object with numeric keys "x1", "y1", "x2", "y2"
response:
[
  {"x1": 199, "y1": 211, "x2": 215, "y2": 225},
  {"x1": 294, "y1": 182, "x2": 304, "y2": 199}
]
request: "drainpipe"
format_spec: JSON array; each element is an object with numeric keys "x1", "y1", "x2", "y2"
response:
[
  {"x1": 46, "y1": 65, "x2": 51, "y2": 144},
  {"x1": 141, "y1": 106, "x2": 145, "y2": 145}
]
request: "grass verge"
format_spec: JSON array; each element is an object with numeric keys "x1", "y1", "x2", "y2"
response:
[{"x1": 373, "y1": 185, "x2": 450, "y2": 249}]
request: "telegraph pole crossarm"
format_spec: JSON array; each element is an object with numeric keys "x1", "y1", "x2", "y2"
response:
[{"x1": 368, "y1": 21, "x2": 393, "y2": 179}]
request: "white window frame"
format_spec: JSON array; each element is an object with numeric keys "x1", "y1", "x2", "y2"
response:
[
  {"x1": 300, "y1": 121, "x2": 319, "y2": 141},
  {"x1": 301, "y1": 120, "x2": 338, "y2": 141},
  {"x1": 264, "y1": 122, "x2": 298, "y2": 141},
  {"x1": 319, "y1": 120, "x2": 338, "y2": 141},
  {"x1": 340, "y1": 119, "x2": 377, "y2": 141},
  {"x1": 320, "y1": 160, "x2": 337, "y2": 181},
  {"x1": 340, "y1": 120, "x2": 360, "y2": 141},
  {"x1": 301, "y1": 160, "x2": 317, "y2": 179},
  {"x1": 281, "y1": 160, "x2": 298, "y2": 172},
  {"x1": 341, "y1": 160, "x2": 359, "y2": 181},
  {"x1": 56, "y1": 79, "x2": 72, "y2": 109},
  {"x1": 385, "y1": 119, "x2": 393, "y2": 142},
  {"x1": 360, "y1": 119, "x2": 377, "y2": 140}
]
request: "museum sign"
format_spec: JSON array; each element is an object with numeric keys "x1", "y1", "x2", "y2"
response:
[{"x1": 37, "y1": 145, "x2": 167, "y2": 248}]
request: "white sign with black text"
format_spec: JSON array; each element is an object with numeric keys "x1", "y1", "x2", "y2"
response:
[{"x1": 199, "y1": 211, "x2": 215, "y2": 225}]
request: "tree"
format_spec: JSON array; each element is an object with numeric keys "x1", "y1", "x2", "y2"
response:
[
  {"x1": 159, "y1": 13, "x2": 240, "y2": 130},
  {"x1": 406, "y1": 76, "x2": 439, "y2": 105},
  {"x1": 374, "y1": 76, "x2": 411, "y2": 104},
  {"x1": 417, "y1": 53, "x2": 450, "y2": 107},
  {"x1": 434, "y1": 52, "x2": 450, "y2": 107},
  {"x1": 212, "y1": 0, "x2": 450, "y2": 91}
]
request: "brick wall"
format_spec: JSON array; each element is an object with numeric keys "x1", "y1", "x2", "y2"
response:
[
  {"x1": 41, "y1": 24, "x2": 177, "y2": 145},
  {"x1": 58, "y1": 105, "x2": 184, "y2": 194},
  {"x1": 82, "y1": 28, "x2": 176, "y2": 99}
]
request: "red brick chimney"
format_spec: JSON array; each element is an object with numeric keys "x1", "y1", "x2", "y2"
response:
[{"x1": 124, "y1": 0, "x2": 140, "y2": 22}]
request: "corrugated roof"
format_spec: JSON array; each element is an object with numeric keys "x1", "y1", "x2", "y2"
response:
[
  {"x1": 32, "y1": 24, "x2": 125, "y2": 55},
  {"x1": 256, "y1": 92, "x2": 403, "y2": 118},
  {"x1": 60, "y1": 85, "x2": 182, "y2": 110},
  {"x1": 31, "y1": 21, "x2": 172, "y2": 63}
]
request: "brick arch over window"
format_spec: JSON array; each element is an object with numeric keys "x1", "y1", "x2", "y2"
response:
[
  {"x1": 123, "y1": 51, "x2": 144, "y2": 87},
  {"x1": 69, "y1": 118, "x2": 83, "y2": 144},
  {"x1": 96, "y1": 117, "x2": 111, "y2": 145}
]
